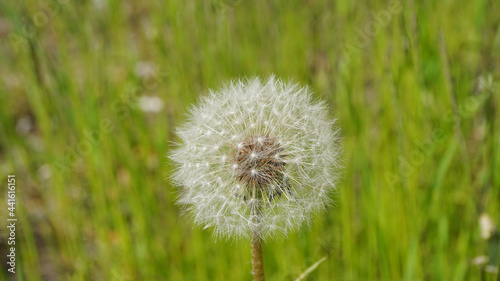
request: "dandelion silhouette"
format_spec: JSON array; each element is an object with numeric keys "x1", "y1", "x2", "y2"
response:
[{"x1": 169, "y1": 76, "x2": 341, "y2": 280}]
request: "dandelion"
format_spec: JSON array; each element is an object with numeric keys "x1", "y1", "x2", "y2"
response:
[
  {"x1": 138, "y1": 95, "x2": 164, "y2": 113},
  {"x1": 479, "y1": 213, "x2": 497, "y2": 240},
  {"x1": 169, "y1": 76, "x2": 341, "y2": 280}
]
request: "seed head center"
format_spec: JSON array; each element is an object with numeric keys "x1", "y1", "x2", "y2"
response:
[{"x1": 232, "y1": 136, "x2": 286, "y2": 188}]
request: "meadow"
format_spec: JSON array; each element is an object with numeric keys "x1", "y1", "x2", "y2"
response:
[{"x1": 0, "y1": 0, "x2": 499, "y2": 280}]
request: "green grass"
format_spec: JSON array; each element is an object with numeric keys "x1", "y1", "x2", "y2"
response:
[{"x1": 1, "y1": 0, "x2": 500, "y2": 280}]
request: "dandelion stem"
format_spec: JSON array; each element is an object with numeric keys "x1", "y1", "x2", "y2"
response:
[
  {"x1": 251, "y1": 232, "x2": 265, "y2": 281},
  {"x1": 251, "y1": 195, "x2": 265, "y2": 281}
]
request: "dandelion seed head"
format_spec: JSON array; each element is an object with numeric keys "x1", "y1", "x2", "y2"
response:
[{"x1": 169, "y1": 76, "x2": 342, "y2": 240}]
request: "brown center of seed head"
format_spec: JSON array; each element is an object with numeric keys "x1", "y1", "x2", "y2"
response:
[{"x1": 232, "y1": 136, "x2": 287, "y2": 189}]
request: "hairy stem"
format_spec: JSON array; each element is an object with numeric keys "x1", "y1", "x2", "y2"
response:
[
  {"x1": 251, "y1": 232, "x2": 265, "y2": 281},
  {"x1": 251, "y1": 192, "x2": 265, "y2": 281}
]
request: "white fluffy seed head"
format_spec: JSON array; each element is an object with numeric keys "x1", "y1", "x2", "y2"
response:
[{"x1": 169, "y1": 76, "x2": 342, "y2": 240}]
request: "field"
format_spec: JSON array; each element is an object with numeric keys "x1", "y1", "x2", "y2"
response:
[{"x1": 1, "y1": 0, "x2": 499, "y2": 280}]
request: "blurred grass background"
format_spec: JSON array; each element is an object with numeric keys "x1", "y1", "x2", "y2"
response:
[{"x1": 1, "y1": 0, "x2": 500, "y2": 280}]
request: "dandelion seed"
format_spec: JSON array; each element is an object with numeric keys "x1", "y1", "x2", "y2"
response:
[
  {"x1": 170, "y1": 75, "x2": 341, "y2": 239},
  {"x1": 169, "y1": 76, "x2": 342, "y2": 280}
]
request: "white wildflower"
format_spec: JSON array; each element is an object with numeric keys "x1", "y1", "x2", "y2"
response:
[
  {"x1": 479, "y1": 213, "x2": 497, "y2": 240},
  {"x1": 169, "y1": 76, "x2": 342, "y2": 240},
  {"x1": 16, "y1": 115, "x2": 34, "y2": 135},
  {"x1": 472, "y1": 255, "x2": 488, "y2": 266},
  {"x1": 485, "y1": 265, "x2": 498, "y2": 273},
  {"x1": 138, "y1": 96, "x2": 164, "y2": 113},
  {"x1": 38, "y1": 164, "x2": 52, "y2": 180},
  {"x1": 134, "y1": 61, "x2": 156, "y2": 78}
]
